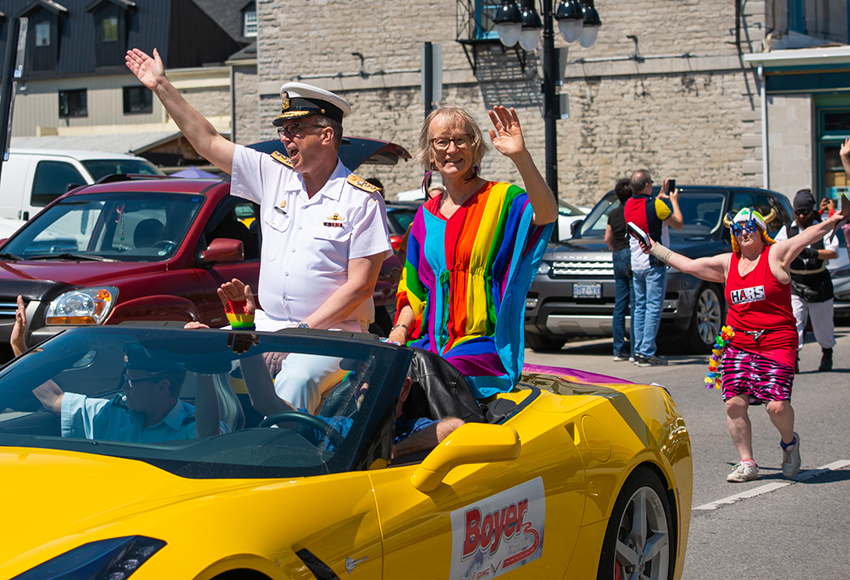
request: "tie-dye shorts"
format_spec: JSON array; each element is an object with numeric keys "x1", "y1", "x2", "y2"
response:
[{"x1": 720, "y1": 345, "x2": 795, "y2": 404}]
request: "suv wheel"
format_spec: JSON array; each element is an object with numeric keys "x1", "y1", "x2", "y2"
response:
[
  {"x1": 684, "y1": 285, "x2": 724, "y2": 353},
  {"x1": 525, "y1": 332, "x2": 566, "y2": 352}
]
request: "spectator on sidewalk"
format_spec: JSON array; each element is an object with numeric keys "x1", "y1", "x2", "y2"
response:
[
  {"x1": 775, "y1": 189, "x2": 838, "y2": 372},
  {"x1": 624, "y1": 170, "x2": 683, "y2": 367},
  {"x1": 604, "y1": 178, "x2": 634, "y2": 362}
]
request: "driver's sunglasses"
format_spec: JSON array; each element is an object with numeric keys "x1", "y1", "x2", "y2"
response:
[
  {"x1": 122, "y1": 369, "x2": 166, "y2": 388},
  {"x1": 730, "y1": 221, "x2": 758, "y2": 236},
  {"x1": 277, "y1": 123, "x2": 323, "y2": 139},
  {"x1": 795, "y1": 209, "x2": 812, "y2": 216}
]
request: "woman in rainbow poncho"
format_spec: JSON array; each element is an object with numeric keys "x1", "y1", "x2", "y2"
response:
[{"x1": 388, "y1": 106, "x2": 557, "y2": 398}]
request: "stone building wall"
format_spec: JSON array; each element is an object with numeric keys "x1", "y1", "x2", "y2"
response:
[
  {"x1": 236, "y1": 0, "x2": 846, "y2": 203},
  {"x1": 233, "y1": 66, "x2": 260, "y2": 145},
  {"x1": 767, "y1": 94, "x2": 814, "y2": 198}
]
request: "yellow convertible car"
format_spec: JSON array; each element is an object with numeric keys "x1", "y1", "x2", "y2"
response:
[{"x1": 0, "y1": 326, "x2": 691, "y2": 580}]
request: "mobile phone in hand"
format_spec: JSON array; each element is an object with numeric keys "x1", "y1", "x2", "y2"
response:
[
  {"x1": 626, "y1": 222, "x2": 651, "y2": 249},
  {"x1": 667, "y1": 178, "x2": 676, "y2": 193}
]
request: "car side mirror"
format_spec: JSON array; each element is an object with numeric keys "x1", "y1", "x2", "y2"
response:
[
  {"x1": 410, "y1": 423, "x2": 520, "y2": 492},
  {"x1": 570, "y1": 219, "x2": 583, "y2": 237},
  {"x1": 202, "y1": 238, "x2": 244, "y2": 264}
]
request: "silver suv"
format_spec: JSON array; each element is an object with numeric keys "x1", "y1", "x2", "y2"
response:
[{"x1": 525, "y1": 186, "x2": 793, "y2": 353}]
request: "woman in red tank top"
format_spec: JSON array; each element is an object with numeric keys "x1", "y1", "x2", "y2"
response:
[{"x1": 631, "y1": 206, "x2": 843, "y2": 483}]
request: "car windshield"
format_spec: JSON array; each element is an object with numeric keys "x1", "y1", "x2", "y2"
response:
[
  {"x1": 2, "y1": 192, "x2": 204, "y2": 262},
  {"x1": 81, "y1": 159, "x2": 164, "y2": 180},
  {"x1": 578, "y1": 191, "x2": 727, "y2": 238},
  {"x1": 0, "y1": 327, "x2": 405, "y2": 478},
  {"x1": 558, "y1": 198, "x2": 584, "y2": 217}
]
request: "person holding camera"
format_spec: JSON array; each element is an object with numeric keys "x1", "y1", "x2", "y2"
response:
[
  {"x1": 773, "y1": 189, "x2": 839, "y2": 372},
  {"x1": 624, "y1": 170, "x2": 683, "y2": 366}
]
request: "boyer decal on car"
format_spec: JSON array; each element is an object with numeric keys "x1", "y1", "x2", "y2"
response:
[{"x1": 449, "y1": 477, "x2": 545, "y2": 580}]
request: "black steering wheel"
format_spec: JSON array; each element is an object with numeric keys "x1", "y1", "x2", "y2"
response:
[
  {"x1": 258, "y1": 410, "x2": 346, "y2": 449},
  {"x1": 152, "y1": 240, "x2": 176, "y2": 250}
]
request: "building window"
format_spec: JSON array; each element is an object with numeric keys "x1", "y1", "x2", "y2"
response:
[
  {"x1": 102, "y1": 16, "x2": 118, "y2": 42},
  {"x1": 59, "y1": 89, "x2": 88, "y2": 118},
  {"x1": 243, "y1": 3, "x2": 257, "y2": 37},
  {"x1": 474, "y1": 1, "x2": 500, "y2": 40},
  {"x1": 787, "y1": 0, "x2": 805, "y2": 34},
  {"x1": 123, "y1": 86, "x2": 153, "y2": 114},
  {"x1": 35, "y1": 22, "x2": 50, "y2": 47}
]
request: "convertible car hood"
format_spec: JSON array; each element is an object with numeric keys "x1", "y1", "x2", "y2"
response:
[
  {"x1": 0, "y1": 261, "x2": 165, "y2": 301},
  {"x1": 0, "y1": 447, "x2": 253, "y2": 566}
]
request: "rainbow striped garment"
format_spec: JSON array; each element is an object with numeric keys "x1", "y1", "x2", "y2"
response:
[{"x1": 396, "y1": 181, "x2": 552, "y2": 398}]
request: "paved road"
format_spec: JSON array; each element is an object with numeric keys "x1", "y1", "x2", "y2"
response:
[{"x1": 525, "y1": 331, "x2": 850, "y2": 579}]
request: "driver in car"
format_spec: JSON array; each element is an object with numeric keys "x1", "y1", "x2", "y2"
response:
[{"x1": 12, "y1": 297, "x2": 228, "y2": 443}]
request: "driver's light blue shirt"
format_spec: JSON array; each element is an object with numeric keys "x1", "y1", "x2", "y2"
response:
[{"x1": 61, "y1": 393, "x2": 229, "y2": 443}]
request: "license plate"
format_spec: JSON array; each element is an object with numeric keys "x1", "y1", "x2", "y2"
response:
[{"x1": 573, "y1": 283, "x2": 601, "y2": 298}]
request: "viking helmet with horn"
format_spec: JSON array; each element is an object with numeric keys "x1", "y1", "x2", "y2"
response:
[{"x1": 724, "y1": 207, "x2": 777, "y2": 252}]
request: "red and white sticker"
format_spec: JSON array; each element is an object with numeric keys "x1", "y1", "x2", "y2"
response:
[{"x1": 449, "y1": 478, "x2": 546, "y2": 580}]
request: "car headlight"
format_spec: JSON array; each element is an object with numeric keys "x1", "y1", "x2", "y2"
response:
[
  {"x1": 45, "y1": 287, "x2": 118, "y2": 325},
  {"x1": 537, "y1": 262, "x2": 551, "y2": 275},
  {"x1": 12, "y1": 536, "x2": 165, "y2": 580}
]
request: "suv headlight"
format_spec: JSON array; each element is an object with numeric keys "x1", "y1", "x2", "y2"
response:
[
  {"x1": 537, "y1": 262, "x2": 551, "y2": 275},
  {"x1": 46, "y1": 287, "x2": 118, "y2": 325}
]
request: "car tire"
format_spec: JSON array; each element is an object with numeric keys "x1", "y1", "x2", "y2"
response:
[
  {"x1": 683, "y1": 284, "x2": 725, "y2": 354},
  {"x1": 597, "y1": 467, "x2": 675, "y2": 580},
  {"x1": 524, "y1": 332, "x2": 566, "y2": 352}
]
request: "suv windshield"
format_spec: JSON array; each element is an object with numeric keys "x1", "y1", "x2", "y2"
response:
[
  {"x1": 4, "y1": 192, "x2": 204, "y2": 262},
  {"x1": 0, "y1": 327, "x2": 400, "y2": 478},
  {"x1": 82, "y1": 159, "x2": 164, "y2": 180},
  {"x1": 578, "y1": 191, "x2": 727, "y2": 238}
]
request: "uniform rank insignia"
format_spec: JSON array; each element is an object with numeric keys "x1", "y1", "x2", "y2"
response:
[
  {"x1": 270, "y1": 151, "x2": 294, "y2": 168},
  {"x1": 324, "y1": 213, "x2": 345, "y2": 228},
  {"x1": 347, "y1": 173, "x2": 381, "y2": 193}
]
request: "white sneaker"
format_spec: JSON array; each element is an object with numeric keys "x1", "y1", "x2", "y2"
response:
[
  {"x1": 727, "y1": 462, "x2": 759, "y2": 482},
  {"x1": 781, "y1": 433, "x2": 801, "y2": 478}
]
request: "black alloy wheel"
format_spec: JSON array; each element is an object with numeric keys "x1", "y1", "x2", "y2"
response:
[
  {"x1": 684, "y1": 284, "x2": 724, "y2": 353},
  {"x1": 525, "y1": 332, "x2": 566, "y2": 352}
]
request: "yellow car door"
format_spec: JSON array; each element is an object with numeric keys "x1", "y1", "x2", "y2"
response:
[{"x1": 369, "y1": 410, "x2": 587, "y2": 579}]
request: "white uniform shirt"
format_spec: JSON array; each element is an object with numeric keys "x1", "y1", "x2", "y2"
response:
[{"x1": 230, "y1": 145, "x2": 392, "y2": 333}]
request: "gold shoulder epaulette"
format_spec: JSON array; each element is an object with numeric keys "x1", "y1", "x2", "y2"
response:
[
  {"x1": 347, "y1": 174, "x2": 380, "y2": 193},
  {"x1": 270, "y1": 151, "x2": 294, "y2": 168}
]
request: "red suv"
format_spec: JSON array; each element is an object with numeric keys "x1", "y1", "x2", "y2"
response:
[{"x1": 0, "y1": 138, "x2": 409, "y2": 357}]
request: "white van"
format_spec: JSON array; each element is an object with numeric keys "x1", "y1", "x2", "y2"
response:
[{"x1": 0, "y1": 149, "x2": 163, "y2": 221}]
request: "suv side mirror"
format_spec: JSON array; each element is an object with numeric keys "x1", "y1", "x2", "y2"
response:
[
  {"x1": 202, "y1": 238, "x2": 244, "y2": 264},
  {"x1": 570, "y1": 219, "x2": 583, "y2": 237}
]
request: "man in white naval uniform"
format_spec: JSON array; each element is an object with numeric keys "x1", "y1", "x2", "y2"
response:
[{"x1": 126, "y1": 48, "x2": 392, "y2": 412}]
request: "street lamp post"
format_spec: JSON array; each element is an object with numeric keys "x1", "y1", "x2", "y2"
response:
[{"x1": 492, "y1": 0, "x2": 601, "y2": 237}]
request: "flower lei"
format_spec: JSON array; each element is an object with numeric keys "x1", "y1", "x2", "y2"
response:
[{"x1": 705, "y1": 325, "x2": 735, "y2": 389}]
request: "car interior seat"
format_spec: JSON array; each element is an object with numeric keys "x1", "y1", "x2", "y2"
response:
[
  {"x1": 210, "y1": 372, "x2": 245, "y2": 432},
  {"x1": 134, "y1": 218, "x2": 166, "y2": 249},
  {"x1": 208, "y1": 211, "x2": 259, "y2": 259},
  {"x1": 402, "y1": 348, "x2": 488, "y2": 424}
]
